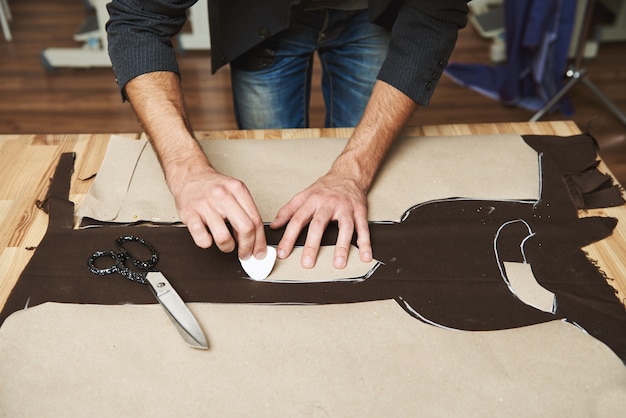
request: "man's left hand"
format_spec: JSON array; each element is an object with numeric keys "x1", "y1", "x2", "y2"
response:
[{"x1": 270, "y1": 172, "x2": 373, "y2": 269}]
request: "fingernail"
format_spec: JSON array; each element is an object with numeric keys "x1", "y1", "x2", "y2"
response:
[
  {"x1": 302, "y1": 255, "x2": 314, "y2": 269},
  {"x1": 277, "y1": 248, "x2": 286, "y2": 259},
  {"x1": 362, "y1": 251, "x2": 372, "y2": 262},
  {"x1": 334, "y1": 256, "x2": 346, "y2": 269},
  {"x1": 255, "y1": 250, "x2": 267, "y2": 260}
]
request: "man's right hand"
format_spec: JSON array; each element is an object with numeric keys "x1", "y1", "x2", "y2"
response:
[
  {"x1": 124, "y1": 71, "x2": 267, "y2": 260},
  {"x1": 167, "y1": 159, "x2": 268, "y2": 261}
]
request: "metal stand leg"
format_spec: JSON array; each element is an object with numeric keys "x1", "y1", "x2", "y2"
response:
[
  {"x1": 530, "y1": 0, "x2": 626, "y2": 126},
  {"x1": 530, "y1": 67, "x2": 583, "y2": 122},
  {"x1": 580, "y1": 74, "x2": 626, "y2": 125}
]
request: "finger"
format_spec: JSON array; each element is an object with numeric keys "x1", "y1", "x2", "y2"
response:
[
  {"x1": 230, "y1": 215, "x2": 265, "y2": 260},
  {"x1": 252, "y1": 221, "x2": 268, "y2": 259},
  {"x1": 201, "y1": 178, "x2": 260, "y2": 259},
  {"x1": 232, "y1": 191, "x2": 267, "y2": 259},
  {"x1": 354, "y1": 211, "x2": 373, "y2": 262},
  {"x1": 333, "y1": 217, "x2": 355, "y2": 269},
  {"x1": 183, "y1": 214, "x2": 214, "y2": 249},
  {"x1": 204, "y1": 211, "x2": 237, "y2": 253},
  {"x1": 276, "y1": 206, "x2": 312, "y2": 260},
  {"x1": 235, "y1": 221, "x2": 267, "y2": 260},
  {"x1": 270, "y1": 193, "x2": 306, "y2": 229},
  {"x1": 300, "y1": 209, "x2": 332, "y2": 269}
]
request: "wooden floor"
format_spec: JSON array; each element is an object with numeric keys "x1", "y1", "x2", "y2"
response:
[{"x1": 1, "y1": 0, "x2": 626, "y2": 183}]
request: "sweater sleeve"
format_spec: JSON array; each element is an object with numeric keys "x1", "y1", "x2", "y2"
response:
[
  {"x1": 106, "y1": 0, "x2": 198, "y2": 100},
  {"x1": 377, "y1": 0, "x2": 468, "y2": 106}
]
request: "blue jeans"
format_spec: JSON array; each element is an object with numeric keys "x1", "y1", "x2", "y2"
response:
[{"x1": 230, "y1": 9, "x2": 391, "y2": 129}]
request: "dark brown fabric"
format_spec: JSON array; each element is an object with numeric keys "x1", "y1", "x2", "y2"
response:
[{"x1": 2, "y1": 135, "x2": 625, "y2": 362}]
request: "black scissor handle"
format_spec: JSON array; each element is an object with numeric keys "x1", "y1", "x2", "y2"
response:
[
  {"x1": 87, "y1": 250, "x2": 122, "y2": 276},
  {"x1": 87, "y1": 249, "x2": 148, "y2": 284},
  {"x1": 87, "y1": 236, "x2": 158, "y2": 284},
  {"x1": 115, "y1": 235, "x2": 158, "y2": 271}
]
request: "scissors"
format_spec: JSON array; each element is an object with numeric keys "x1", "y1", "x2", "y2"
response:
[{"x1": 87, "y1": 235, "x2": 208, "y2": 349}]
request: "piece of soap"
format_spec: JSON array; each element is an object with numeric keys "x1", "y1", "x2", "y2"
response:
[{"x1": 239, "y1": 246, "x2": 277, "y2": 281}]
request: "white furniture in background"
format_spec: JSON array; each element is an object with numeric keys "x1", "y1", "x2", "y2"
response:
[
  {"x1": 1, "y1": 0, "x2": 12, "y2": 41},
  {"x1": 597, "y1": 0, "x2": 626, "y2": 41},
  {"x1": 177, "y1": 0, "x2": 210, "y2": 51},
  {"x1": 41, "y1": 0, "x2": 210, "y2": 70},
  {"x1": 41, "y1": 0, "x2": 111, "y2": 70}
]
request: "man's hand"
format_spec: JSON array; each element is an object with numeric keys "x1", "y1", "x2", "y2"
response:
[
  {"x1": 270, "y1": 171, "x2": 372, "y2": 269},
  {"x1": 124, "y1": 72, "x2": 416, "y2": 266},
  {"x1": 168, "y1": 160, "x2": 267, "y2": 260},
  {"x1": 271, "y1": 80, "x2": 418, "y2": 269},
  {"x1": 124, "y1": 71, "x2": 267, "y2": 260}
]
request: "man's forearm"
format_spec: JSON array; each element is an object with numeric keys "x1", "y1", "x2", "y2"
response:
[
  {"x1": 331, "y1": 80, "x2": 418, "y2": 191},
  {"x1": 125, "y1": 71, "x2": 213, "y2": 184},
  {"x1": 271, "y1": 80, "x2": 417, "y2": 268}
]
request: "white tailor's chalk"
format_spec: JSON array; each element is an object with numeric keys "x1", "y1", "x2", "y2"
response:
[{"x1": 239, "y1": 246, "x2": 277, "y2": 281}]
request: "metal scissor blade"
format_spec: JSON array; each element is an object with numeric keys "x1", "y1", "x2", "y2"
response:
[{"x1": 145, "y1": 272, "x2": 209, "y2": 349}]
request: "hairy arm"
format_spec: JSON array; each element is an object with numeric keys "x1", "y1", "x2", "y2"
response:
[
  {"x1": 106, "y1": 0, "x2": 269, "y2": 259},
  {"x1": 271, "y1": 80, "x2": 417, "y2": 268},
  {"x1": 125, "y1": 71, "x2": 267, "y2": 260}
]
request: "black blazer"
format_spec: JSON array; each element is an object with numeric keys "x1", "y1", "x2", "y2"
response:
[{"x1": 107, "y1": 0, "x2": 468, "y2": 106}]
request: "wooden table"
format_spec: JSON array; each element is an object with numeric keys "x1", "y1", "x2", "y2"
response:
[{"x1": 1, "y1": 121, "x2": 625, "y2": 310}]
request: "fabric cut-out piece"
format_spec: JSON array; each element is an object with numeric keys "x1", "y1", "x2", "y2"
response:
[
  {"x1": 2, "y1": 132, "x2": 625, "y2": 362},
  {"x1": 76, "y1": 133, "x2": 541, "y2": 225}
]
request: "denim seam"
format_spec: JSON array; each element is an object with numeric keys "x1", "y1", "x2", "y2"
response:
[
  {"x1": 302, "y1": 56, "x2": 312, "y2": 128},
  {"x1": 320, "y1": 53, "x2": 334, "y2": 128}
]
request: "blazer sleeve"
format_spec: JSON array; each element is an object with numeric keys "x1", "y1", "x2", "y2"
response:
[
  {"x1": 377, "y1": 0, "x2": 468, "y2": 106},
  {"x1": 106, "y1": 0, "x2": 198, "y2": 100}
]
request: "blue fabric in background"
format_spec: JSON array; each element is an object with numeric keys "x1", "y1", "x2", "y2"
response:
[{"x1": 445, "y1": 0, "x2": 577, "y2": 115}]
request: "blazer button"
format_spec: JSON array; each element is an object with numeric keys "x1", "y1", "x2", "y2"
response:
[
  {"x1": 258, "y1": 27, "x2": 271, "y2": 39},
  {"x1": 431, "y1": 71, "x2": 440, "y2": 79},
  {"x1": 437, "y1": 59, "x2": 445, "y2": 68},
  {"x1": 425, "y1": 81, "x2": 433, "y2": 90}
]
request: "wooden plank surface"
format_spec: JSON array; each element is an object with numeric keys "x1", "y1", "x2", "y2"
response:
[{"x1": 1, "y1": 122, "x2": 625, "y2": 310}]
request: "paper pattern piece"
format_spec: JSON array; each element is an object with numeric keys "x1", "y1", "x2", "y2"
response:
[
  {"x1": 1, "y1": 302, "x2": 625, "y2": 416},
  {"x1": 268, "y1": 245, "x2": 379, "y2": 283},
  {"x1": 77, "y1": 136, "x2": 149, "y2": 221},
  {"x1": 76, "y1": 133, "x2": 540, "y2": 224}
]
